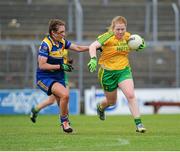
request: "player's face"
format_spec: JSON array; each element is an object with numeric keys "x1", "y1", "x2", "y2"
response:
[
  {"x1": 52, "y1": 25, "x2": 65, "y2": 41},
  {"x1": 113, "y1": 23, "x2": 126, "y2": 40}
]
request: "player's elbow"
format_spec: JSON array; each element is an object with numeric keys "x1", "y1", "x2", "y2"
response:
[
  {"x1": 38, "y1": 65, "x2": 44, "y2": 70},
  {"x1": 38, "y1": 63, "x2": 46, "y2": 70},
  {"x1": 89, "y1": 43, "x2": 96, "y2": 50},
  {"x1": 90, "y1": 41, "x2": 100, "y2": 50}
]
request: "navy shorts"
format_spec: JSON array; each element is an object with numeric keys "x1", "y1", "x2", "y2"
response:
[{"x1": 37, "y1": 77, "x2": 66, "y2": 95}]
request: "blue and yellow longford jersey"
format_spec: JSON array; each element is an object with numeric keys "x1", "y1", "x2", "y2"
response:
[
  {"x1": 37, "y1": 35, "x2": 71, "y2": 75},
  {"x1": 97, "y1": 31, "x2": 131, "y2": 70}
]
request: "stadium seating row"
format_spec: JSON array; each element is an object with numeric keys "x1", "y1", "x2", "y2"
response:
[{"x1": 0, "y1": 0, "x2": 178, "y2": 40}]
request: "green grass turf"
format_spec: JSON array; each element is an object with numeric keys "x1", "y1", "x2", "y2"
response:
[{"x1": 0, "y1": 114, "x2": 180, "y2": 151}]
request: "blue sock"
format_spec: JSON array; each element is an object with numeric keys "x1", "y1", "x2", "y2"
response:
[{"x1": 60, "y1": 115, "x2": 68, "y2": 124}]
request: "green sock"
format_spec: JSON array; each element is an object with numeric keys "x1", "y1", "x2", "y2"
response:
[
  {"x1": 34, "y1": 107, "x2": 40, "y2": 113},
  {"x1": 134, "y1": 118, "x2": 142, "y2": 126},
  {"x1": 99, "y1": 105, "x2": 104, "y2": 111}
]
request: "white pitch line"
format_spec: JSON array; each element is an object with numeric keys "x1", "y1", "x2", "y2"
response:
[{"x1": 117, "y1": 138, "x2": 130, "y2": 145}]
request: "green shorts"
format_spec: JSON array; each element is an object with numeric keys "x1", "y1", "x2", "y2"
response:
[
  {"x1": 64, "y1": 72, "x2": 69, "y2": 86},
  {"x1": 98, "y1": 66, "x2": 133, "y2": 92}
]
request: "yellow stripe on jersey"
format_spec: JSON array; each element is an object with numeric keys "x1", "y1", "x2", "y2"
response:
[
  {"x1": 49, "y1": 49, "x2": 64, "y2": 58},
  {"x1": 63, "y1": 49, "x2": 68, "y2": 64},
  {"x1": 97, "y1": 32, "x2": 131, "y2": 70}
]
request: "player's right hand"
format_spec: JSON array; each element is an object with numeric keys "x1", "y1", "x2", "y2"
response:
[
  {"x1": 60, "y1": 63, "x2": 74, "y2": 72},
  {"x1": 88, "y1": 57, "x2": 97, "y2": 72},
  {"x1": 136, "y1": 39, "x2": 146, "y2": 51}
]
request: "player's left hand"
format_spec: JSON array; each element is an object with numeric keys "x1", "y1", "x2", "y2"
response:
[
  {"x1": 60, "y1": 63, "x2": 74, "y2": 72},
  {"x1": 136, "y1": 39, "x2": 146, "y2": 51},
  {"x1": 88, "y1": 57, "x2": 97, "y2": 72}
]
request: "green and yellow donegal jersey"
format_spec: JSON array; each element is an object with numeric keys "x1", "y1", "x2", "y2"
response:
[{"x1": 97, "y1": 31, "x2": 131, "y2": 70}]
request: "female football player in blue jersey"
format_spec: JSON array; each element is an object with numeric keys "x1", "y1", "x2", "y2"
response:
[
  {"x1": 32, "y1": 19, "x2": 88, "y2": 133},
  {"x1": 30, "y1": 49, "x2": 72, "y2": 123}
]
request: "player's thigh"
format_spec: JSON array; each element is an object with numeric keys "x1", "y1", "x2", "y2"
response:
[
  {"x1": 51, "y1": 82, "x2": 69, "y2": 98},
  {"x1": 118, "y1": 79, "x2": 135, "y2": 99},
  {"x1": 48, "y1": 94, "x2": 56, "y2": 103},
  {"x1": 104, "y1": 89, "x2": 117, "y2": 104}
]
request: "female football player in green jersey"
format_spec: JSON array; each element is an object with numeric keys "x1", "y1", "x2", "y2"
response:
[{"x1": 88, "y1": 16, "x2": 146, "y2": 133}]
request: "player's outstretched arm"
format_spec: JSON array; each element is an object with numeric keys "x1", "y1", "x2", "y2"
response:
[
  {"x1": 69, "y1": 43, "x2": 89, "y2": 52},
  {"x1": 87, "y1": 40, "x2": 101, "y2": 72}
]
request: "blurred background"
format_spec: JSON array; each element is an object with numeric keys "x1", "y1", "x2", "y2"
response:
[{"x1": 0, "y1": 0, "x2": 180, "y2": 115}]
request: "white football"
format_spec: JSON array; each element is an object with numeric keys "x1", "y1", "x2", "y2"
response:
[{"x1": 128, "y1": 34, "x2": 143, "y2": 50}]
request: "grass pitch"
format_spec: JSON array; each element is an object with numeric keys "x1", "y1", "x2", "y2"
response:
[{"x1": 0, "y1": 114, "x2": 180, "y2": 151}]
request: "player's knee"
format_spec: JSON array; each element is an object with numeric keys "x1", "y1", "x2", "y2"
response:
[
  {"x1": 49, "y1": 100, "x2": 55, "y2": 104},
  {"x1": 61, "y1": 92, "x2": 69, "y2": 101},
  {"x1": 126, "y1": 93, "x2": 135, "y2": 101}
]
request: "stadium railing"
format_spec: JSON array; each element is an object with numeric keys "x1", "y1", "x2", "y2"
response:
[{"x1": 144, "y1": 101, "x2": 180, "y2": 114}]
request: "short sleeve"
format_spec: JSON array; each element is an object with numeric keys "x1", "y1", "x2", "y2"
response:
[
  {"x1": 97, "y1": 32, "x2": 114, "y2": 45},
  {"x1": 64, "y1": 39, "x2": 71, "y2": 49},
  {"x1": 38, "y1": 42, "x2": 49, "y2": 57}
]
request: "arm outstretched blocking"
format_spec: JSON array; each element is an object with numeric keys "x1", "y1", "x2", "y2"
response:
[
  {"x1": 87, "y1": 41, "x2": 101, "y2": 72},
  {"x1": 69, "y1": 43, "x2": 89, "y2": 52}
]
